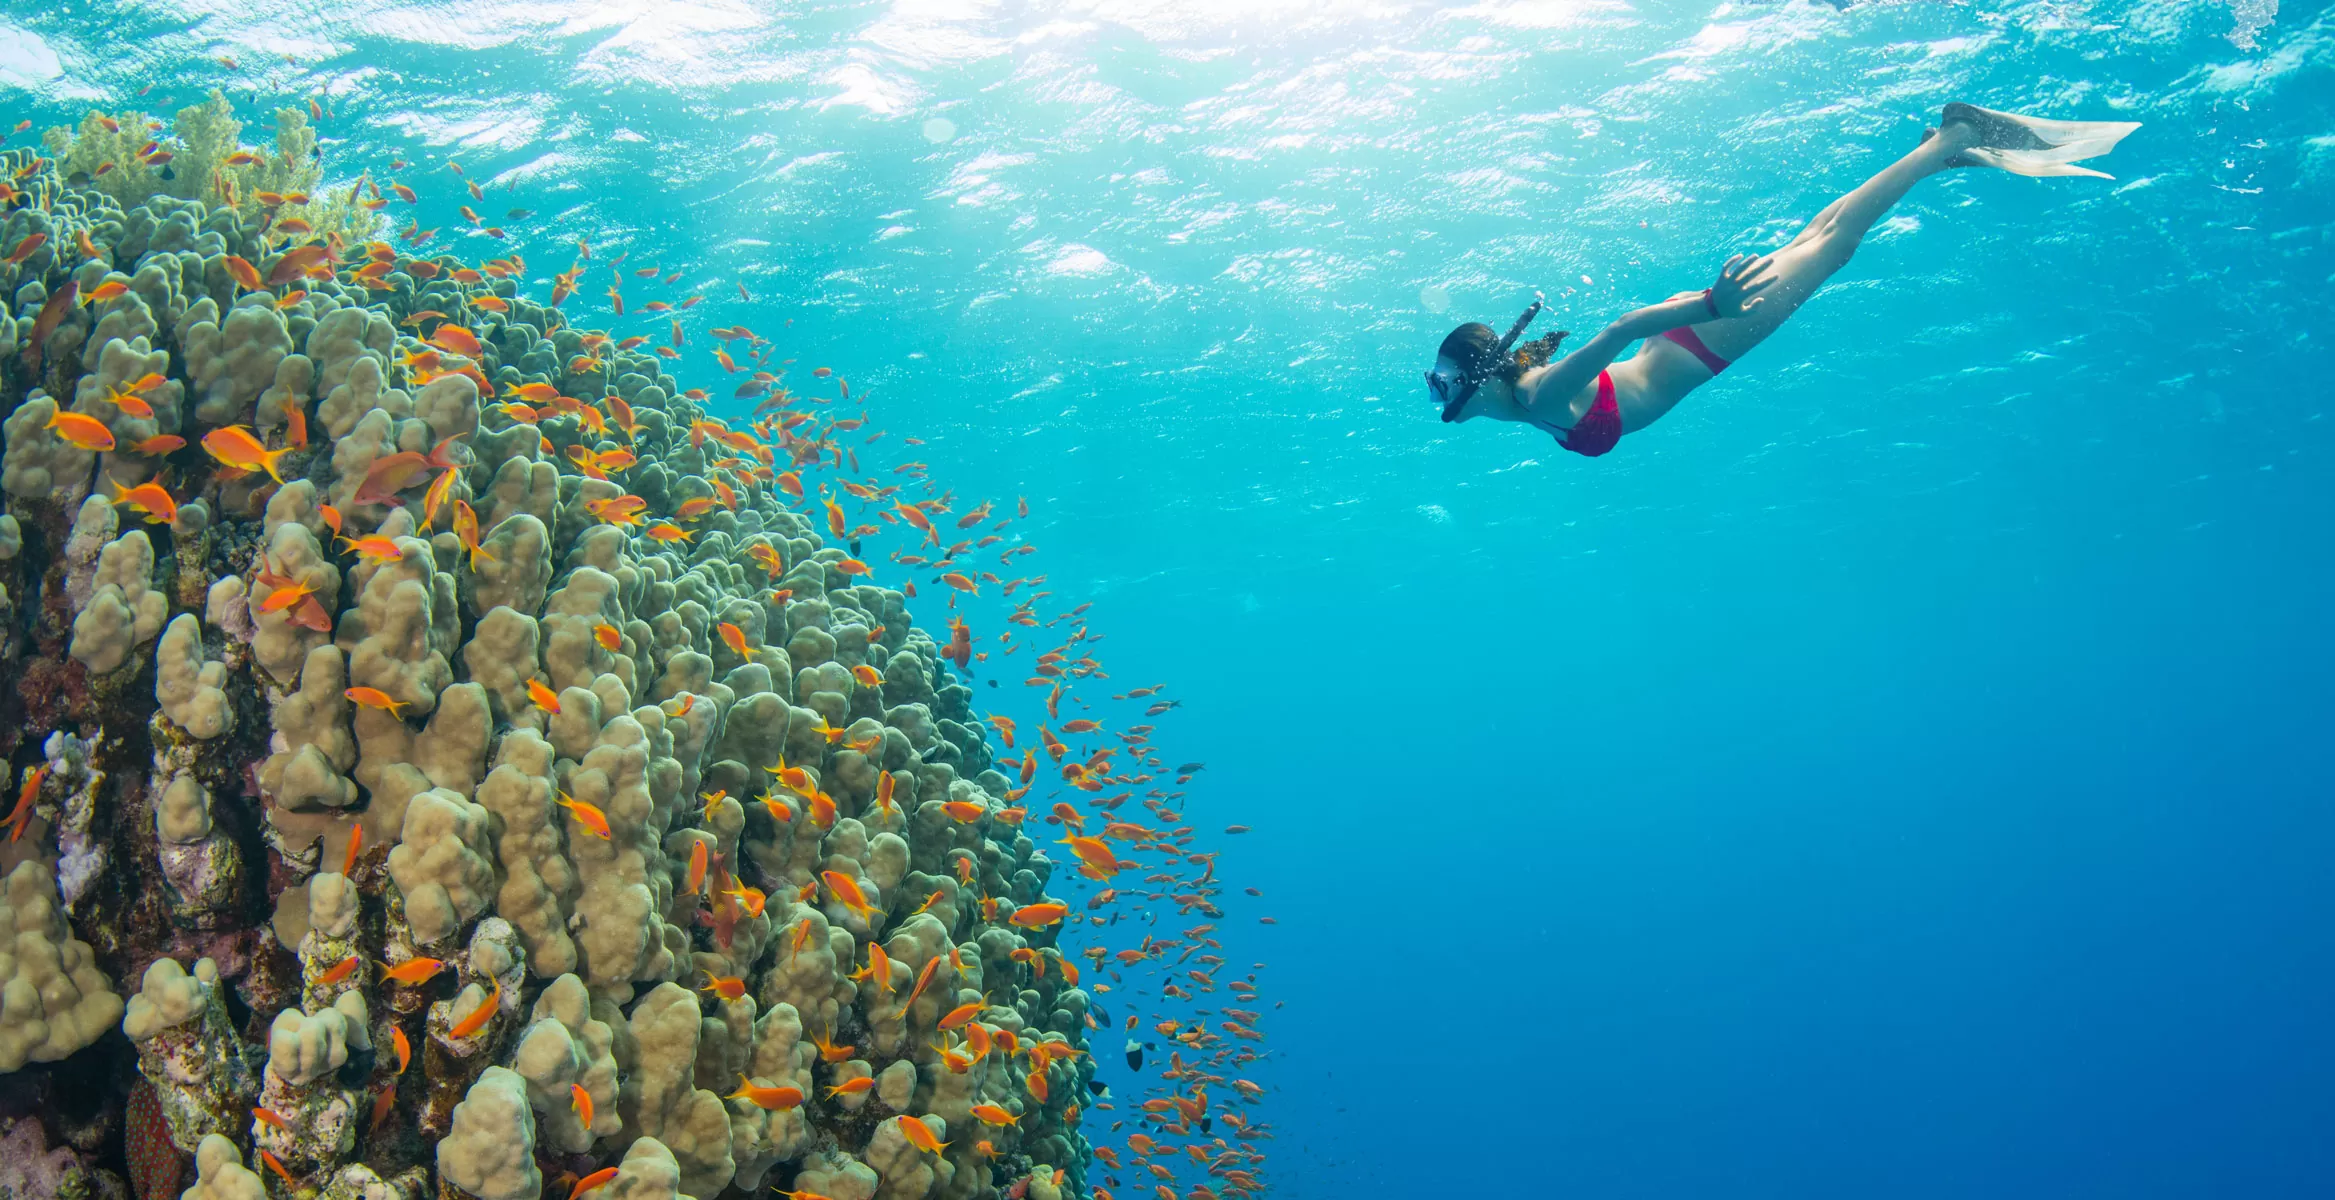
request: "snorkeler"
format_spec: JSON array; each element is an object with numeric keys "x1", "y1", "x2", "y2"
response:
[{"x1": 1425, "y1": 104, "x2": 2140, "y2": 456}]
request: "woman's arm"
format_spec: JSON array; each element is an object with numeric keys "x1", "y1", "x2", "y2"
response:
[
  {"x1": 1517, "y1": 255, "x2": 1776, "y2": 424},
  {"x1": 1518, "y1": 293, "x2": 1713, "y2": 420}
]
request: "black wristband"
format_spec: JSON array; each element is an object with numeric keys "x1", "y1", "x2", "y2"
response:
[{"x1": 1702, "y1": 288, "x2": 1721, "y2": 320}]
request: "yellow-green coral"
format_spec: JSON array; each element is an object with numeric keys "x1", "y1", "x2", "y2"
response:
[{"x1": 43, "y1": 90, "x2": 378, "y2": 244}]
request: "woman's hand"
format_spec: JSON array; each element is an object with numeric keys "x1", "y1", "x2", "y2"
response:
[{"x1": 1708, "y1": 253, "x2": 1776, "y2": 318}]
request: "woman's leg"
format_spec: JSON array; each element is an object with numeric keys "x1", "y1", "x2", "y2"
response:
[{"x1": 1689, "y1": 123, "x2": 1975, "y2": 361}]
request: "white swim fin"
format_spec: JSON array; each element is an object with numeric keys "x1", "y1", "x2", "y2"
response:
[{"x1": 1938, "y1": 102, "x2": 2141, "y2": 180}]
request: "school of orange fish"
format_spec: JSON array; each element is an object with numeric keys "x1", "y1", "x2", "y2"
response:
[{"x1": 6, "y1": 65, "x2": 1279, "y2": 1200}]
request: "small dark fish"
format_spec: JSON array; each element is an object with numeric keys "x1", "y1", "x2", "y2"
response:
[
  {"x1": 22, "y1": 278, "x2": 77, "y2": 373},
  {"x1": 158, "y1": 164, "x2": 176, "y2": 181},
  {"x1": 986, "y1": 679, "x2": 997, "y2": 689},
  {"x1": 1124, "y1": 1039, "x2": 1143, "y2": 1072},
  {"x1": 1176, "y1": 762, "x2": 1205, "y2": 774},
  {"x1": 848, "y1": 539, "x2": 861, "y2": 556},
  {"x1": 506, "y1": 208, "x2": 532, "y2": 219}
]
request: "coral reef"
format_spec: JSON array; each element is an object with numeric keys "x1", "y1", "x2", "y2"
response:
[
  {"x1": 124, "y1": 955, "x2": 261, "y2": 1154},
  {"x1": 0, "y1": 860, "x2": 123, "y2": 1070},
  {"x1": 0, "y1": 89, "x2": 1272, "y2": 1200},
  {"x1": 43, "y1": 91, "x2": 379, "y2": 244}
]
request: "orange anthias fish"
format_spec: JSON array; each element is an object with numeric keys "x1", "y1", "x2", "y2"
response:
[
  {"x1": 222, "y1": 254, "x2": 263, "y2": 290},
  {"x1": 821, "y1": 870, "x2": 880, "y2": 924},
  {"x1": 723, "y1": 882, "x2": 767, "y2": 918},
  {"x1": 825, "y1": 1076, "x2": 875, "y2": 1098},
  {"x1": 686, "y1": 839, "x2": 709, "y2": 895},
  {"x1": 569, "y1": 1166, "x2": 619, "y2": 1200},
  {"x1": 350, "y1": 449, "x2": 434, "y2": 504},
  {"x1": 107, "y1": 480, "x2": 178, "y2": 525},
  {"x1": 338, "y1": 536, "x2": 403, "y2": 564},
  {"x1": 45, "y1": 409, "x2": 116, "y2": 452},
  {"x1": 716, "y1": 621, "x2": 750, "y2": 657},
  {"x1": 452, "y1": 500, "x2": 493, "y2": 570},
  {"x1": 428, "y1": 324, "x2": 483, "y2": 358},
  {"x1": 903, "y1": 955, "x2": 941, "y2": 1011},
  {"x1": 257, "y1": 1149, "x2": 296, "y2": 1188},
  {"x1": 343, "y1": 686, "x2": 407, "y2": 717},
  {"x1": 201, "y1": 425, "x2": 294, "y2": 483},
  {"x1": 570, "y1": 1082, "x2": 594, "y2": 1130},
  {"x1": 810, "y1": 1029, "x2": 855, "y2": 1064},
  {"x1": 728, "y1": 1075, "x2": 806, "y2": 1111},
  {"x1": 281, "y1": 391, "x2": 309, "y2": 448},
  {"x1": 448, "y1": 979, "x2": 500, "y2": 1039},
  {"x1": 1059, "y1": 834, "x2": 1125, "y2": 878},
  {"x1": 380, "y1": 957, "x2": 445, "y2": 985},
  {"x1": 420, "y1": 467, "x2": 459, "y2": 530},
  {"x1": 1009, "y1": 902, "x2": 1070, "y2": 929},
  {"x1": 593, "y1": 623, "x2": 621, "y2": 651},
  {"x1": 317, "y1": 954, "x2": 360, "y2": 985},
  {"x1": 898, "y1": 1116, "x2": 948, "y2": 1154},
  {"x1": 251, "y1": 1106, "x2": 292, "y2": 1132},
  {"x1": 700, "y1": 972, "x2": 748, "y2": 1001},
  {"x1": 390, "y1": 1025, "x2": 413, "y2": 1074},
  {"x1": 555, "y1": 790, "x2": 612, "y2": 839},
  {"x1": 526, "y1": 678, "x2": 562, "y2": 714},
  {"x1": 266, "y1": 244, "x2": 336, "y2": 287}
]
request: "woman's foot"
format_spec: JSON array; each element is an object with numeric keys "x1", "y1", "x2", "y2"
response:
[{"x1": 1919, "y1": 121, "x2": 1984, "y2": 167}]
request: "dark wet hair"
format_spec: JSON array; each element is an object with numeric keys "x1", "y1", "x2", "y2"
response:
[
  {"x1": 1438, "y1": 323, "x2": 1524, "y2": 388},
  {"x1": 1434, "y1": 312, "x2": 1567, "y2": 421}
]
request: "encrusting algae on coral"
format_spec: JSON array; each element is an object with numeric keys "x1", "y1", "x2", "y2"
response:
[{"x1": 0, "y1": 74, "x2": 1276, "y2": 1200}]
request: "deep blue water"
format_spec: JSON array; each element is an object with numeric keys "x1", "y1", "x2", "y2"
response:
[{"x1": 7, "y1": 0, "x2": 2334, "y2": 1195}]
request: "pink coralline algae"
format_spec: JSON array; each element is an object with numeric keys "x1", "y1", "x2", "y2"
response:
[{"x1": 0, "y1": 1114, "x2": 89, "y2": 1200}]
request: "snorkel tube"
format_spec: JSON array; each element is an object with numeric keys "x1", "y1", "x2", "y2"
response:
[{"x1": 1437, "y1": 293, "x2": 1545, "y2": 423}]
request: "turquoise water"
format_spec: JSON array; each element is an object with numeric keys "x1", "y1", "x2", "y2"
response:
[{"x1": 8, "y1": 0, "x2": 2333, "y2": 1195}]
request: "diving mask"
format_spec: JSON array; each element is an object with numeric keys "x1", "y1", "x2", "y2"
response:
[{"x1": 1433, "y1": 293, "x2": 1546, "y2": 423}]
